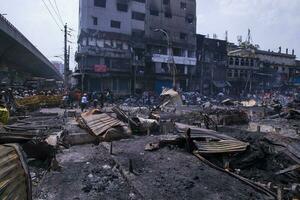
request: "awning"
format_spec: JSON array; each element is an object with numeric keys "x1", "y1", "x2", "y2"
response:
[{"x1": 212, "y1": 81, "x2": 231, "y2": 88}]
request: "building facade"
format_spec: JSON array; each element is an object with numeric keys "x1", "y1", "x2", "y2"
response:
[
  {"x1": 291, "y1": 60, "x2": 300, "y2": 86},
  {"x1": 227, "y1": 46, "x2": 297, "y2": 95},
  {"x1": 195, "y1": 34, "x2": 229, "y2": 95},
  {"x1": 75, "y1": 0, "x2": 196, "y2": 95},
  {"x1": 227, "y1": 48, "x2": 259, "y2": 95},
  {"x1": 145, "y1": 0, "x2": 197, "y2": 93}
]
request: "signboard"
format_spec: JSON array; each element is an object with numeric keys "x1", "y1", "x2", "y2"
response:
[
  {"x1": 152, "y1": 54, "x2": 197, "y2": 66},
  {"x1": 94, "y1": 64, "x2": 108, "y2": 73}
]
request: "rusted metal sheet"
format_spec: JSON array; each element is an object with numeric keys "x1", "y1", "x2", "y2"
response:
[
  {"x1": 78, "y1": 112, "x2": 131, "y2": 141},
  {"x1": 0, "y1": 144, "x2": 32, "y2": 200}
]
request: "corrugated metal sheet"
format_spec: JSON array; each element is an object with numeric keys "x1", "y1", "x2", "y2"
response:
[
  {"x1": 80, "y1": 113, "x2": 124, "y2": 136},
  {"x1": 175, "y1": 123, "x2": 248, "y2": 154},
  {"x1": 175, "y1": 122, "x2": 234, "y2": 140},
  {"x1": 194, "y1": 140, "x2": 249, "y2": 154},
  {"x1": 0, "y1": 144, "x2": 31, "y2": 200},
  {"x1": 78, "y1": 112, "x2": 131, "y2": 141}
]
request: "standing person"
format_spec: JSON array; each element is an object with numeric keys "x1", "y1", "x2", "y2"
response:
[
  {"x1": 92, "y1": 92, "x2": 98, "y2": 108},
  {"x1": 100, "y1": 93, "x2": 104, "y2": 108},
  {"x1": 80, "y1": 93, "x2": 88, "y2": 112},
  {"x1": 106, "y1": 90, "x2": 111, "y2": 105}
]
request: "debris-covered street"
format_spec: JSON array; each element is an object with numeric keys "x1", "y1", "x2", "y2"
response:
[{"x1": 1, "y1": 88, "x2": 300, "y2": 200}]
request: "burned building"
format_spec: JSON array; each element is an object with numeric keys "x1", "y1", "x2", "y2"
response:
[
  {"x1": 227, "y1": 48, "x2": 259, "y2": 95},
  {"x1": 145, "y1": 0, "x2": 197, "y2": 93},
  {"x1": 195, "y1": 35, "x2": 229, "y2": 95},
  {"x1": 75, "y1": 0, "x2": 197, "y2": 95},
  {"x1": 75, "y1": 0, "x2": 146, "y2": 95},
  {"x1": 227, "y1": 47, "x2": 297, "y2": 95},
  {"x1": 256, "y1": 48, "x2": 296, "y2": 89}
]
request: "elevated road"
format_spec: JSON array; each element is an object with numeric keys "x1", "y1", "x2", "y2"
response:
[{"x1": 0, "y1": 14, "x2": 62, "y2": 81}]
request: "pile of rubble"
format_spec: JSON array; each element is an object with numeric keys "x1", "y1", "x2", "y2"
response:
[
  {"x1": 0, "y1": 112, "x2": 67, "y2": 162},
  {"x1": 1, "y1": 88, "x2": 300, "y2": 200}
]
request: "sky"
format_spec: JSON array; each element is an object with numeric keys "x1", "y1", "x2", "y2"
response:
[{"x1": 1, "y1": 0, "x2": 300, "y2": 70}]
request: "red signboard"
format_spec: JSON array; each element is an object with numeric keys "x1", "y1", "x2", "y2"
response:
[{"x1": 94, "y1": 64, "x2": 108, "y2": 73}]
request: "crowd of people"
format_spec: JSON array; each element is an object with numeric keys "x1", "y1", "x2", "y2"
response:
[
  {"x1": 2, "y1": 85, "x2": 300, "y2": 114},
  {"x1": 62, "y1": 89, "x2": 115, "y2": 112}
]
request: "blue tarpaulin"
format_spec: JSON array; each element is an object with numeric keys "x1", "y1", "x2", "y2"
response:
[{"x1": 155, "y1": 80, "x2": 172, "y2": 94}]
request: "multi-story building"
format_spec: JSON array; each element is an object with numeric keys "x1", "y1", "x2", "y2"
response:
[
  {"x1": 227, "y1": 46, "x2": 297, "y2": 94},
  {"x1": 291, "y1": 60, "x2": 300, "y2": 86},
  {"x1": 145, "y1": 0, "x2": 197, "y2": 93},
  {"x1": 75, "y1": 0, "x2": 197, "y2": 95},
  {"x1": 227, "y1": 48, "x2": 259, "y2": 95},
  {"x1": 195, "y1": 34, "x2": 229, "y2": 95},
  {"x1": 76, "y1": 0, "x2": 146, "y2": 95}
]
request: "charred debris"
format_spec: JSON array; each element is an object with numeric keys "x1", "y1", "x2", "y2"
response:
[{"x1": 0, "y1": 89, "x2": 299, "y2": 200}]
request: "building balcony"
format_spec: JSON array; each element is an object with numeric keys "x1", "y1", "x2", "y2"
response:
[{"x1": 77, "y1": 47, "x2": 131, "y2": 59}]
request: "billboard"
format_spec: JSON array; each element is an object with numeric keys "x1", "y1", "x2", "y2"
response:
[{"x1": 94, "y1": 64, "x2": 108, "y2": 73}]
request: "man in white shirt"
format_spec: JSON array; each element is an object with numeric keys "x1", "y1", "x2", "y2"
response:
[{"x1": 80, "y1": 94, "x2": 88, "y2": 112}]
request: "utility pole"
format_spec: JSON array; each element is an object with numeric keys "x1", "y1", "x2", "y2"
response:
[{"x1": 64, "y1": 23, "x2": 69, "y2": 91}]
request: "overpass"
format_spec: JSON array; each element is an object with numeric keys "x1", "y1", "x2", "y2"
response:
[{"x1": 0, "y1": 14, "x2": 63, "y2": 81}]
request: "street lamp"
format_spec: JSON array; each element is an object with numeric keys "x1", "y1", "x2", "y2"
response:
[{"x1": 154, "y1": 29, "x2": 177, "y2": 90}]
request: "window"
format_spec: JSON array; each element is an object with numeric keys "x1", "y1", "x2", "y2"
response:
[
  {"x1": 180, "y1": 2, "x2": 187, "y2": 9},
  {"x1": 163, "y1": 0, "x2": 170, "y2": 5},
  {"x1": 173, "y1": 48, "x2": 183, "y2": 56},
  {"x1": 229, "y1": 57, "x2": 234, "y2": 65},
  {"x1": 234, "y1": 70, "x2": 238, "y2": 78},
  {"x1": 235, "y1": 58, "x2": 239, "y2": 65},
  {"x1": 227, "y1": 70, "x2": 234, "y2": 78},
  {"x1": 111, "y1": 20, "x2": 121, "y2": 28},
  {"x1": 92, "y1": 17, "x2": 98, "y2": 25},
  {"x1": 105, "y1": 58, "x2": 110, "y2": 67},
  {"x1": 161, "y1": 63, "x2": 169, "y2": 73},
  {"x1": 240, "y1": 70, "x2": 246, "y2": 78},
  {"x1": 132, "y1": 11, "x2": 145, "y2": 21},
  {"x1": 250, "y1": 59, "x2": 254, "y2": 66},
  {"x1": 186, "y1": 15, "x2": 194, "y2": 24},
  {"x1": 180, "y1": 33, "x2": 187, "y2": 40},
  {"x1": 245, "y1": 59, "x2": 249, "y2": 66},
  {"x1": 94, "y1": 0, "x2": 106, "y2": 7},
  {"x1": 188, "y1": 50, "x2": 195, "y2": 57},
  {"x1": 117, "y1": 3, "x2": 128, "y2": 12},
  {"x1": 241, "y1": 58, "x2": 245, "y2": 66},
  {"x1": 165, "y1": 11, "x2": 172, "y2": 18},
  {"x1": 116, "y1": 41, "x2": 123, "y2": 49},
  {"x1": 150, "y1": 9, "x2": 159, "y2": 16}
]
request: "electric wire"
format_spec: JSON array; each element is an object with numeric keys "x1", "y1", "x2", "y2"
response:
[
  {"x1": 48, "y1": 0, "x2": 64, "y2": 26},
  {"x1": 41, "y1": 0, "x2": 62, "y2": 31},
  {"x1": 53, "y1": 0, "x2": 64, "y2": 25}
]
